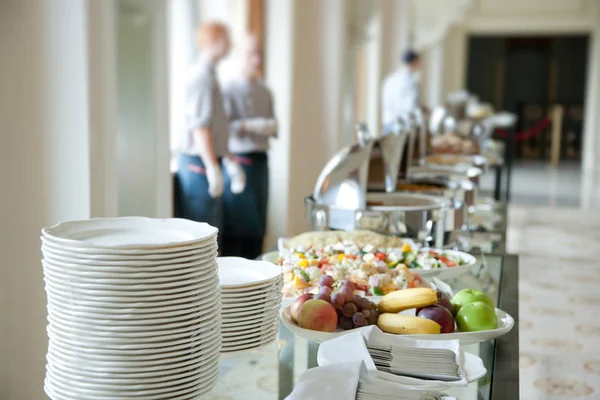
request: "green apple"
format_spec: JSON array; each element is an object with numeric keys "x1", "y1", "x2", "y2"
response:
[
  {"x1": 451, "y1": 288, "x2": 494, "y2": 314},
  {"x1": 456, "y1": 301, "x2": 498, "y2": 332}
]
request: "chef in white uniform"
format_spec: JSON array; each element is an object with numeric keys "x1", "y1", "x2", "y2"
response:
[
  {"x1": 381, "y1": 49, "x2": 423, "y2": 134},
  {"x1": 221, "y1": 34, "x2": 277, "y2": 259}
]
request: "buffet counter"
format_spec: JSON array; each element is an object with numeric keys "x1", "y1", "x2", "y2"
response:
[{"x1": 200, "y1": 252, "x2": 519, "y2": 399}]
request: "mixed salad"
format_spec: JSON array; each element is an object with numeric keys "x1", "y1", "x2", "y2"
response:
[{"x1": 276, "y1": 241, "x2": 469, "y2": 297}]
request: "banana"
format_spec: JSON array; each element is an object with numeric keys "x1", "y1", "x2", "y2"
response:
[
  {"x1": 377, "y1": 288, "x2": 439, "y2": 313},
  {"x1": 377, "y1": 313, "x2": 441, "y2": 335}
]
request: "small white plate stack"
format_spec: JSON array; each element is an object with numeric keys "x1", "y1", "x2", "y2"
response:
[
  {"x1": 41, "y1": 217, "x2": 222, "y2": 400},
  {"x1": 217, "y1": 257, "x2": 283, "y2": 352}
]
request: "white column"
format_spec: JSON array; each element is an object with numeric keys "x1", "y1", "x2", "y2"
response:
[
  {"x1": 88, "y1": 0, "x2": 119, "y2": 217},
  {"x1": 580, "y1": 1, "x2": 600, "y2": 206},
  {"x1": 366, "y1": 8, "x2": 382, "y2": 137},
  {"x1": 424, "y1": 40, "x2": 445, "y2": 108},
  {"x1": 0, "y1": 0, "x2": 92, "y2": 398},
  {"x1": 265, "y1": 0, "x2": 347, "y2": 243},
  {"x1": 380, "y1": 0, "x2": 412, "y2": 76},
  {"x1": 582, "y1": 2, "x2": 600, "y2": 174}
]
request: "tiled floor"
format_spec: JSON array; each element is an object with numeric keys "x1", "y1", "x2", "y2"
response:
[
  {"x1": 508, "y1": 206, "x2": 600, "y2": 399},
  {"x1": 480, "y1": 161, "x2": 600, "y2": 208}
]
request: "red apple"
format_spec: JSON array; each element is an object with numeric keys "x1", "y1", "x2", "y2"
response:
[
  {"x1": 290, "y1": 293, "x2": 313, "y2": 322},
  {"x1": 417, "y1": 304, "x2": 455, "y2": 333},
  {"x1": 298, "y1": 299, "x2": 338, "y2": 332},
  {"x1": 417, "y1": 291, "x2": 455, "y2": 316}
]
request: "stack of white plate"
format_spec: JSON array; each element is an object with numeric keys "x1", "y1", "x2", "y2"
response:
[
  {"x1": 41, "y1": 217, "x2": 222, "y2": 400},
  {"x1": 217, "y1": 257, "x2": 283, "y2": 352}
]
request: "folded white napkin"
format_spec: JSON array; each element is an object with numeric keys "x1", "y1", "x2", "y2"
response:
[
  {"x1": 318, "y1": 327, "x2": 486, "y2": 390},
  {"x1": 284, "y1": 360, "x2": 363, "y2": 400},
  {"x1": 286, "y1": 361, "x2": 455, "y2": 400}
]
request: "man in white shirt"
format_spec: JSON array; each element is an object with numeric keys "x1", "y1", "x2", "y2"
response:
[
  {"x1": 221, "y1": 34, "x2": 277, "y2": 259},
  {"x1": 175, "y1": 22, "x2": 245, "y2": 242},
  {"x1": 381, "y1": 49, "x2": 423, "y2": 134}
]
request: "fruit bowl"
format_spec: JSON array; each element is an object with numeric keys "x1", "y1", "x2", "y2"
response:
[{"x1": 279, "y1": 306, "x2": 514, "y2": 344}]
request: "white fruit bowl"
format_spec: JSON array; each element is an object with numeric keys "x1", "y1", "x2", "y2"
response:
[{"x1": 279, "y1": 306, "x2": 514, "y2": 344}]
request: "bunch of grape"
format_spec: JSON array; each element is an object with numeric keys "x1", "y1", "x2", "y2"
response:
[{"x1": 316, "y1": 275, "x2": 379, "y2": 330}]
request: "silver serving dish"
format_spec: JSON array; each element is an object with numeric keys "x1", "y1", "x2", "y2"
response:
[
  {"x1": 409, "y1": 165, "x2": 483, "y2": 187},
  {"x1": 305, "y1": 192, "x2": 449, "y2": 247},
  {"x1": 308, "y1": 122, "x2": 456, "y2": 246},
  {"x1": 423, "y1": 154, "x2": 488, "y2": 173},
  {"x1": 312, "y1": 124, "x2": 374, "y2": 209},
  {"x1": 397, "y1": 177, "x2": 477, "y2": 233}
]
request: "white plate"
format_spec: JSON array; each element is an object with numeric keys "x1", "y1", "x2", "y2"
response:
[
  {"x1": 47, "y1": 304, "x2": 220, "y2": 334},
  {"x1": 42, "y1": 239, "x2": 217, "y2": 261},
  {"x1": 42, "y1": 247, "x2": 218, "y2": 269},
  {"x1": 221, "y1": 322, "x2": 278, "y2": 339},
  {"x1": 280, "y1": 306, "x2": 514, "y2": 344},
  {"x1": 47, "y1": 323, "x2": 220, "y2": 348},
  {"x1": 48, "y1": 337, "x2": 220, "y2": 369},
  {"x1": 404, "y1": 249, "x2": 479, "y2": 279},
  {"x1": 220, "y1": 333, "x2": 278, "y2": 352},
  {"x1": 47, "y1": 329, "x2": 220, "y2": 357},
  {"x1": 48, "y1": 343, "x2": 219, "y2": 374},
  {"x1": 263, "y1": 249, "x2": 474, "y2": 285},
  {"x1": 46, "y1": 296, "x2": 215, "y2": 319},
  {"x1": 41, "y1": 236, "x2": 215, "y2": 256},
  {"x1": 43, "y1": 260, "x2": 218, "y2": 284},
  {"x1": 48, "y1": 330, "x2": 221, "y2": 363},
  {"x1": 46, "y1": 286, "x2": 219, "y2": 320},
  {"x1": 43, "y1": 262, "x2": 215, "y2": 287},
  {"x1": 221, "y1": 303, "x2": 280, "y2": 319},
  {"x1": 221, "y1": 310, "x2": 279, "y2": 328},
  {"x1": 221, "y1": 318, "x2": 277, "y2": 332},
  {"x1": 221, "y1": 279, "x2": 283, "y2": 301},
  {"x1": 45, "y1": 355, "x2": 218, "y2": 392},
  {"x1": 42, "y1": 217, "x2": 218, "y2": 250},
  {"x1": 43, "y1": 273, "x2": 219, "y2": 296},
  {"x1": 222, "y1": 299, "x2": 282, "y2": 314},
  {"x1": 43, "y1": 260, "x2": 218, "y2": 279},
  {"x1": 221, "y1": 291, "x2": 282, "y2": 307},
  {"x1": 45, "y1": 376, "x2": 218, "y2": 400},
  {"x1": 45, "y1": 368, "x2": 218, "y2": 400},
  {"x1": 218, "y1": 257, "x2": 282, "y2": 288},
  {"x1": 45, "y1": 375, "x2": 218, "y2": 400},
  {"x1": 47, "y1": 318, "x2": 220, "y2": 344},
  {"x1": 44, "y1": 280, "x2": 217, "y2": 308},
  {"x1": 43, "y1": 260, "x2": 217, "y2": 287}
]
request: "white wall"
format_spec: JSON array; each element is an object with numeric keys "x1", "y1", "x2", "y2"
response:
[{"x1": 0, "y1": 0, "x2": 92, "y2": 398}]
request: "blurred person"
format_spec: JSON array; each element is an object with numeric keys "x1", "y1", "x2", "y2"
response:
[
  {"x1": 381, "y1": 49, "x2": 424, "y2": 134},
  {"x1": 175, "y1": 22, "x2": 246, "y2": 243},
  {"x1": 221, "y1": 34, "x2": 277, "y2": 259}
]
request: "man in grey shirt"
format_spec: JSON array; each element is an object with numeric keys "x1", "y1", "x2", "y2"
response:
[
  {"x1": 221, "y1": 34, "x2": 277, "y2": 258},
  {"x1": 175, "y1": 22, "x2": 245, "y2": 241}
]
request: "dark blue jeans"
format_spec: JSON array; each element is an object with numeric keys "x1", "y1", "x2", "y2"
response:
[
  {"x1": 222, "y1": 152, "x2": 269, "y2": 259},
  {"x1": 174, "y1": 154, "x2": 224, "y2": 244}
]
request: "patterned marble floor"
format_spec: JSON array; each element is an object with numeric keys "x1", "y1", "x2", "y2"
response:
[{"x1": 508, "y1": 206, "x2": 600, "y2": 399}]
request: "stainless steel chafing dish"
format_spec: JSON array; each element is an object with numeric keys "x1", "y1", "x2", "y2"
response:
[{"x1": 307, "y1": 121, "x2": 454, "y2": 247}]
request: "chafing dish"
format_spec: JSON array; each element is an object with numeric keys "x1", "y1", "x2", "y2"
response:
[{"x1": 307, "y1": 122, "x2": 453, "y2": 246}]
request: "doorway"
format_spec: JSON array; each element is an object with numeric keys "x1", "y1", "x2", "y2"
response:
[{"x1": 466, "y1": 35, "x2": 589, "y2": 162}]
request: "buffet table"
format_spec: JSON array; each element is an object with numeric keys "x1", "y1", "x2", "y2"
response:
[{"x1": 200, "y1": 252, "x2": 519, "y2": 399}]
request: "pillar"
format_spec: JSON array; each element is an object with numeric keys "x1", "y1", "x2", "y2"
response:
[
  {"x1": 424, "y1": 40, "x2": 445, "y2": 108},
  {"x1": 0, "y1": 0, "x2": 91, "y2": 398},
  {"x1": 264, "y1": 0, "x2": 347, "y2": 244}
]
